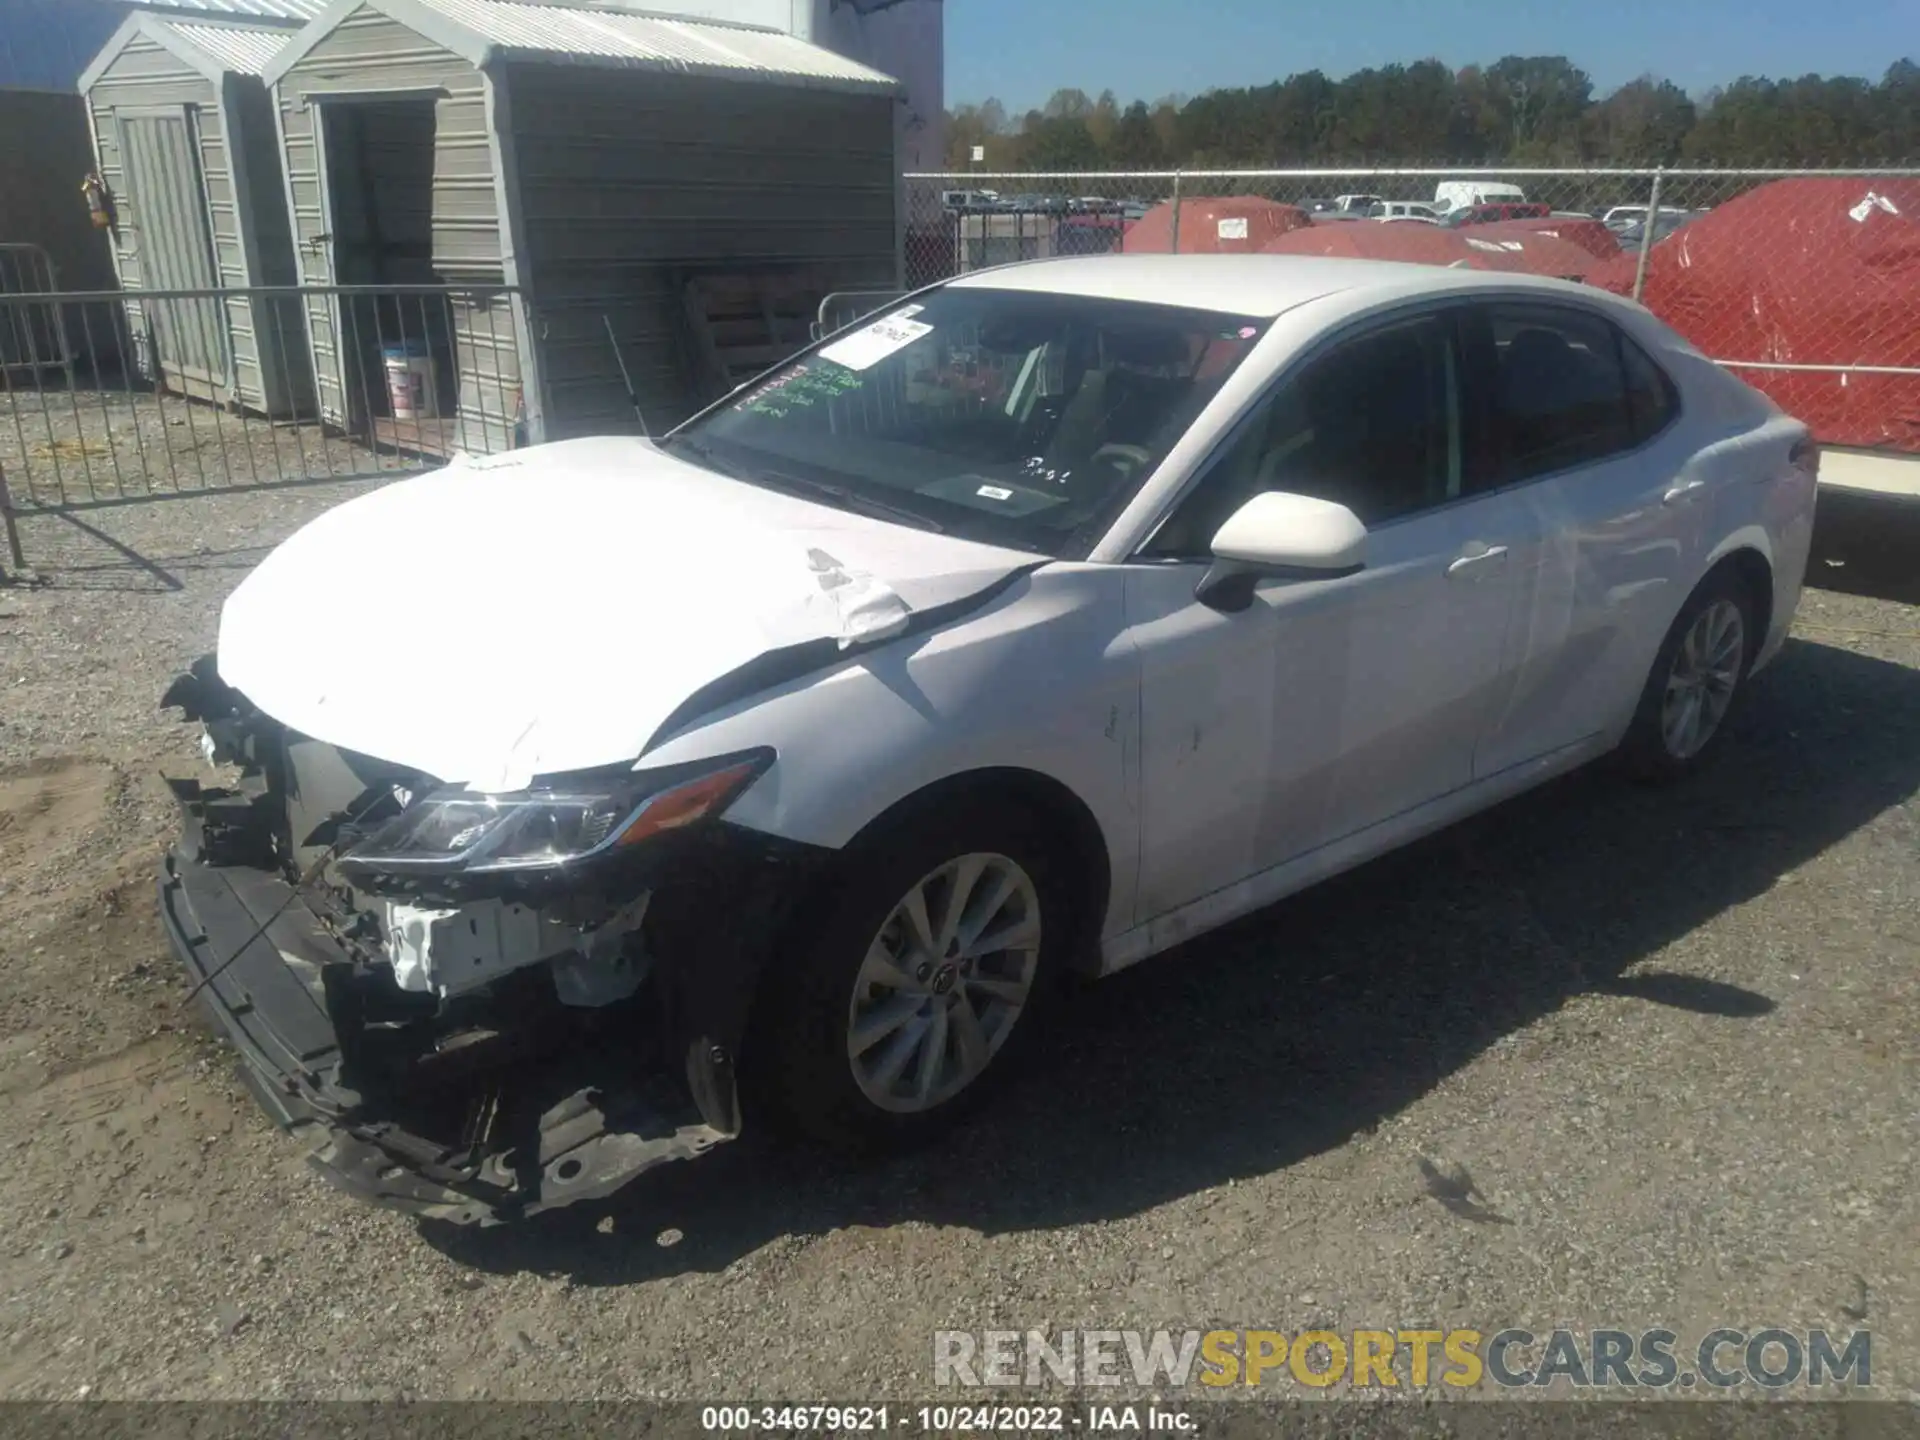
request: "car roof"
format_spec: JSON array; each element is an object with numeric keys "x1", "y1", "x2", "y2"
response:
[{"x1": 944, "y1": 253, "x2": 1618, "y2": 319}]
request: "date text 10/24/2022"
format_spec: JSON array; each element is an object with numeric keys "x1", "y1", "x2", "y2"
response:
[{"x1": 701, "y1": 1406, "x2": 1197, "y2": 1432}]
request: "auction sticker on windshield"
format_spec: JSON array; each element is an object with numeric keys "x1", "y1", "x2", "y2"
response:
[{"x1": 820, "y1": 313, "x2": 935, "y2": 371}]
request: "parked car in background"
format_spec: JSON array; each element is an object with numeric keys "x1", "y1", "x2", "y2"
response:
[
  {"x1": 1367, "y1": 201, "x2": 1442, "y2": 224},
  {"x1": 1603, "y1": 204, "x2": 1694, "y2": 234},
  {"x1": 1446, "y1": 201, "x2": 1553, "y2": 227},
  {"x1": 1433, "y1": 180, "x2": 1528, "y2": 216},
  {"x1": 1614, "y1": 209, "x2": 1708, "y2": 249},
  {"x1": 1054, "y1": 212, "x2": 1130, "y2": 255},
  {"x1": 1302, "y1": 198, "x2": 1363, "y2": 222},
  {"x1": 1334, "y1": 193, "x2": 1386, "y2": 213},
  {"x1": 159, "y1": 253, "x2": 1818, "y2": 1226},
  {"x1": 941, "y1": 189, "x2": 1000, "y2": 213}
]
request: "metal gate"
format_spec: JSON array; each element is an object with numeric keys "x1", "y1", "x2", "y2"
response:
[
  {"x1": 0, "y1": 281, "x2": 533, "y2": 578},
  {"x1": 118, "y1": 109, "x2": 230, "y2": 399},
  {"x1": 0, "y1": 244, "x2": 73, "y2": 378}
]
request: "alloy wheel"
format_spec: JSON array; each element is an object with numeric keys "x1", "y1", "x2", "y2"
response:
[
  {"x1": 846, "y1": 852, "x2": 1041, "y2": 1114},
  {"x1": 1661, "y1": 597, "x2": 1745, "y2": 760}
]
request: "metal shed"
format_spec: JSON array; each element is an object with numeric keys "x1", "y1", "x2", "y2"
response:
[
  {"x1": 80, "y1": 12, "x2": 316, "y2": 416},
  {"x1": 261, "y1": 0, "x2": 904, "y2": 448},
  {"x1": 1, "y1": 0, "x2": 317, "y2": 379}
]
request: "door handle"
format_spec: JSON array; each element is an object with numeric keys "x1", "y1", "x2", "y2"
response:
[
  {"x1": 1447, "y1": 544, "x2": 1509, "y2": 578},
  {"x1": 1663, "y1": 478, "x2": 1708, "y2": 504}
]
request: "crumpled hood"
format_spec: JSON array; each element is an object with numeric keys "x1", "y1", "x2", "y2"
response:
[{"x1": 217, "y1": 437, "x2": 1038, "y2": 790}]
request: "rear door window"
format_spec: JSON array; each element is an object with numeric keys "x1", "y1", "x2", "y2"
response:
[{"x1": 1470, "y1": 303, "x2": 1649, "y2": 488}]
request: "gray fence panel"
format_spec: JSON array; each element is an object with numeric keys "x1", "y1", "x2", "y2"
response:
[{"x1": 0, "y1": 281, "x2": 533, "y2": 575}]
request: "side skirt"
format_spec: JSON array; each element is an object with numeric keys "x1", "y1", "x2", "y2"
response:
[{"x1": 1096, "y1": 731, "x2": 1613, "y2": 977}]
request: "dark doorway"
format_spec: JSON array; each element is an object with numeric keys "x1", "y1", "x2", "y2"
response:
[{"x1": 319, "y1": 97, "x2": 459, "y2": 447}]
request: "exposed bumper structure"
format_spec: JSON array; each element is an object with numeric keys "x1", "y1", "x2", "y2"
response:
[
  {"x1": 155, "y1": 674, "x2": 825, "y2": 1224},
  {"x1": 158, "y1": 845, "x2": 732, "y2": 1224}
]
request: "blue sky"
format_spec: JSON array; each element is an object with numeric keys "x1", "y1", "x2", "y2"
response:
[{"x1": 946, "y1": 0, "x2": 1915, "y2": 110}]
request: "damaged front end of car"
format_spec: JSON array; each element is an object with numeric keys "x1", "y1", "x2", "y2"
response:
[{"x1": 156, "y1": 655, "x2": 824, "y2": 1226}]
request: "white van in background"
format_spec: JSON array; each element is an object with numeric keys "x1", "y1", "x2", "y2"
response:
[{"x1": 1433, "y1": 180, "x2": 1528, "y2": 216}]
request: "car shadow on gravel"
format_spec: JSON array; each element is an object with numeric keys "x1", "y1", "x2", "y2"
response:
[
  {"x1": 423, "y1": 634, "x2": 1920, "y2": 1285},
  {"x1": 1807, "y1": 487, "x2": 1920, "y2": 606}
]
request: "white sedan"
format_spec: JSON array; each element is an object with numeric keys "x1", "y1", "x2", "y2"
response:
[
  {"x1": 160, "y1": 255, "x2": 1817, "y2": 1223},
  {"x1": 1366, "y1": 200, "x2": 1444, "y2": 224}
]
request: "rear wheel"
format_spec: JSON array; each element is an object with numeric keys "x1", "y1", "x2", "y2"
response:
[
  {"x1": 1619, "y1": 567, "x2": 1758, "y2": 781},
  {"x1": 751, "y1": 798, "x2": 1074, "y2": 1149}
]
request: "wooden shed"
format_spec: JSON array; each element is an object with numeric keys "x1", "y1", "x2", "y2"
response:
[
  {"x1": 80, "y1": 13, "x2": 315, "y2": 417},
  {"x1": 261, "y1": 0, "x2": 905, "y2": 449}
]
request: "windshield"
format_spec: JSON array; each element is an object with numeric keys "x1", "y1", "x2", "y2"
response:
[{"x1": 668, "y1": 287, "x2": 1270, "y2": 557}]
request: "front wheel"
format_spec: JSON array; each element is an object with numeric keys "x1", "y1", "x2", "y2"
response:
[
  {"x1": 750, "y1": 800, "x2": 1074, "y2": 1150},
  {"x1": 1618, "y1": 568, "x2": 1758, "y2": 782}
]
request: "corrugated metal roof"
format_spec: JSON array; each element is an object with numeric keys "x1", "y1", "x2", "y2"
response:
[
  {"x1": 163, "y1": 18, "x2": 292, "y2": 73},
  {"x1": 0, "y1": 0, "x2": 320, "y2": 90},
  {"x1": 410, "y1": 0, "x2": 900, "y2": 90},
  {"x1": 148, "y1": 0, "x2": 322, "y2": 16}
]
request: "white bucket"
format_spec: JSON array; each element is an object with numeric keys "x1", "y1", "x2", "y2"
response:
[{"x1": 382, "y1": 346, "x2": 437, "y2": 420}]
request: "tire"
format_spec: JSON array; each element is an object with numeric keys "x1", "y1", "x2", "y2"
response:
[
  {"x1": 747, "y1": 793, "x2": 1078, "y2": 1152},
  {"x1": 1617, "y1": 565, "x2": 1760, "y2": 783}
]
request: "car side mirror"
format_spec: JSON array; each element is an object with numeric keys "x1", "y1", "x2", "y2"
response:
[{"x1": 1195, "y1": 490, "x2": 1367, "y2": 612}]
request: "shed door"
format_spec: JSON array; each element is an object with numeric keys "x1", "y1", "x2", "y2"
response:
[{"x1": 119, "y1": 109, "x2": 229, "y2": 393}]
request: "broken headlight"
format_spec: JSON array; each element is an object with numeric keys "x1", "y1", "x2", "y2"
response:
[{"x1": 336, "y1": 750, "x2": 771, "y2": 877}]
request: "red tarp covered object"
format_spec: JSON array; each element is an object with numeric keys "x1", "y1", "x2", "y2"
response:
[
  {"x1": 1261, "y1": 221, "x2": 1515, "y2": 267},
  {"x1": 1259, "y1": 221, "x2": 1597, "y2": 279},
  {"x1": 1474, "y1": 215, "x2": 1624, "y2": 262},
  {"x1": 1123, "y1": 197, "x2": 1311, "y2": 254},
  {"x1": 1055, "y1": 213, "x2": 1130, "y2": 257},
  {"x1": 1454, "y1": 228, "x2": 1603, "y2": 280},
  {"x1": 1591, "y1": 178, "x2": 1920, "y2": 452}
]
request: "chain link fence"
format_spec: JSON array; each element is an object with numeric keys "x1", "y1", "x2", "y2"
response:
[
  {"x1": 905, "y1": 167, "x2": 1920, "y2": 454},
  {"x1": 8, "y1": 168, "x2": 1915, "y2": 575}
]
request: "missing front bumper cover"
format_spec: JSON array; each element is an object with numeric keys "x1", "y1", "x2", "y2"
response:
[
  {"x1": 158, "y1": 843, "x2": 735, "y2": 1225},
  {"x1": 305, "y1": 1090, "x2": 729, "y2": 1227}
]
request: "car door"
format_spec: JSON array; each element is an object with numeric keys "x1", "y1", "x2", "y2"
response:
[
  {"x1": 1119, "y1": 308, "x2": 1528, "y2": 923},
  {"x1": 1463, "y1": 301, "x2": 1699, "y2": 778}
]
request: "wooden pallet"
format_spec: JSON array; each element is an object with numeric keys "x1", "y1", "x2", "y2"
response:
[
  {"x1": 680, "y1": 271, "x2": 823, "y2": 403},
  {"x1": 368, "y1": 415, "x2": 459, "y2": 459}
]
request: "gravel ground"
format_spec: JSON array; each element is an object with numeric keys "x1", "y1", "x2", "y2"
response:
[
  {"x1": 0, "y1": 383, "x2": 422, "y2": 514},
  {"x1": 0, "y1": 482, "x2": 1916, "y2": 1406}
]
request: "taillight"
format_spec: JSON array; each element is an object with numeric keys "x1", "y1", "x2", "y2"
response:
[{"x1": 1790, "y1": 436, "x2": 1820, "y2": 480}]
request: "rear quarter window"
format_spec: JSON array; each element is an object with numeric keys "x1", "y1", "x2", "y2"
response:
[
  {"x1": 1482, "y1": 304, "x2": 1641, "y2": 483},
  {"x1": 1621, "y1": 332, "x2": 1681, "y2": 443}
]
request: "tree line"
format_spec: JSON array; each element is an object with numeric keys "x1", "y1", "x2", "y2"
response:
[{"x1": 945, "y1": 56, "x2": 1920, "y2": 172}]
